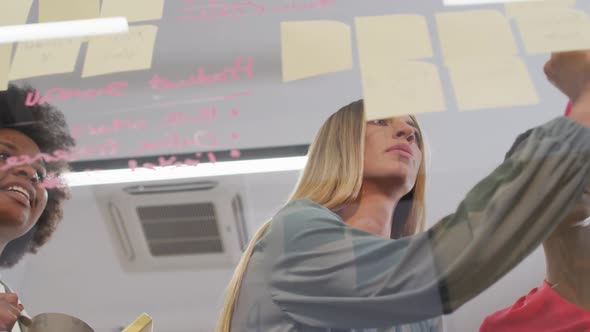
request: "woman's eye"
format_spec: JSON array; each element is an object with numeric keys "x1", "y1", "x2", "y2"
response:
[
  {"x1": 0, "y1": 152, "x2": 11, "y2": 160},
  {"x1": 371, "y1": 120, "x2": 388, "y2": 126}
]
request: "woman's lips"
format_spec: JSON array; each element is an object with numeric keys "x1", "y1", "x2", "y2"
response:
[
  {"x1": 389, "y1": 149, "x2": 413, "y2": 158},
  {"x1": 386, "y1": 144, "x2": 414, "y2": 158},
  {"x1": 1, "y1": 190, "x2": 31, "y2": 208}
]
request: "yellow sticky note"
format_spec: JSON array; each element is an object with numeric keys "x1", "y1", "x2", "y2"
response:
[
  {"x1": 436, "y1": 10, "x2": 518, "y2": 61},
  {"x1": 0, "y1": 45, "x2": 12, "y2": 91},
  {"x1": 82, "y1": 25, "x2": 158, "y2": 77},
  {"x1": 9, "y1": 39, "x2": 82, "y2": 80},
  {"x1": 100, "y1": 0, "x2": 164, "y2": 22},
  {"x1": 38, "y1": 0, "x2": 99, "y2": 22},
  {"x1": 355, "y1": 15, "x2": 433, "y2": 61},
  {"x1": 447, "y1": 57, "x2": 539, "y2": 111},
  {"x1": 505, "y1": 0, "x2": 576, "y2": 19},
  {"x1": 0, "y1": 0, "x2": 33, "y2": 26},
  {"x1": 515, "y1": 8, "x2": 590, "y2": 54},
  {"x1": 281, "y1": 21, "x2": 353, "y2": 82},
  {"x1": 122, "y1": 313, "x2": 153, "y2": 332},
  {"x1": 360, "y1": 61, "x2": 446, "y2": 120}
]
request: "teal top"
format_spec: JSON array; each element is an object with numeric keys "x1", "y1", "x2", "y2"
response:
[{"x1": 230, "y1": 116, "x2": 590, "y2": 332}]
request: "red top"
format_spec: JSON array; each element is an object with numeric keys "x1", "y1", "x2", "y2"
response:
[
  {"x1": 566, "y1": 102, "x2": 573, "y2": 116},
  {"x1": 480, "y1": 281, "x2": 590, "y2": 332}
]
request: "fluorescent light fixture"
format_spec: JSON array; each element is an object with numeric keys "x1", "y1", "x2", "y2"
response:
[
  {"x1": 63, "y1": 156, "x2": 308, "y2": 187},
  {"x1": 0, "y1": 17, "x2": 129, "y2": 44},
  {"x1": 444, "y1": 0, "x2": 537, "y2": 5}
]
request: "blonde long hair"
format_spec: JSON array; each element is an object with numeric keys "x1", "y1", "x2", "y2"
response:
[{"x1": 215, "y1": 100, "x2": 427, "y2": 332}]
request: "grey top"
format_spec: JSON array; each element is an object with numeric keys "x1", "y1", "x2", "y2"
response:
[{"x1": 230, "y1": 116, "x2": 590, "y2": 332}]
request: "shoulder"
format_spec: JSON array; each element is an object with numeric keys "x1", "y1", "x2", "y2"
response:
[
  {"x1": 273, "y1": 199, "x2": 343, "y2": 227},
  {"x1": 268, "y1": 199, "x2": 347, "y2": 247}
]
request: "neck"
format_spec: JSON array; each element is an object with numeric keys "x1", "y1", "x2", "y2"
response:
[
  {"x1": 544, "y1": 225, "x2": 590, "y2": 311},
  {"x1": 338, "y1": 179, "x2": 407, "y2": 238}
]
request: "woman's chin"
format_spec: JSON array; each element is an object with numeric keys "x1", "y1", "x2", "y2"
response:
[{"x1": 0, "y1": 210, "x2": 32, "y2": 230}]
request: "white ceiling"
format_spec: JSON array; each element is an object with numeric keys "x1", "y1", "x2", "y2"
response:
[{"x1": 2, "y1": 0, "x2": 587, "y2": 331}]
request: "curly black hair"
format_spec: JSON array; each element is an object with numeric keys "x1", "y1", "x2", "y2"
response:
[{"x1": 0, "y1": 84, "x2": 76, "y2": 267}]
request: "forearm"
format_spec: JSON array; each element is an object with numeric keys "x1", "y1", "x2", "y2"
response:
[{"x1": 428, "y1": 117, "x2": 590, "y2": 313}]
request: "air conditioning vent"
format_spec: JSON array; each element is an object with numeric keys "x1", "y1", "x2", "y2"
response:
[
  {"x1": 94, "y1": 177, "x2": 250, "y2": 272},
  {"x1": 137, "y1": 203, "x2": 224, "y2": 257},
  {"x1": 124, "y1": 181, "x2": 218, "y2": 195}
]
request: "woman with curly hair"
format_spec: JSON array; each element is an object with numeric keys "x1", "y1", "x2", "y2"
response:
[{"x1": 0, "y1": 84, "x2": 75, "y2": 331}]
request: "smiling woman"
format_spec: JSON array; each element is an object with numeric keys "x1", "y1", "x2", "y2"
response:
[{"x1": 0, "y1": 84, "x2": 75, "y2": 332}]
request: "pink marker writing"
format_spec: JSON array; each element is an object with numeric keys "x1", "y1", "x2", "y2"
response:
[
  {"x1": 179, "y1": 0, "x2": 265, "y2": 20},
  {"x1": 25, "y1": 82, "x2": 128, "y2": 106},
  {"x1": 162, "y1": 105, "x2": 217, "y2": 125},
  {"x1": 148, "y1": 57, "x2": 253, "y2": 90},
  {"x1": 135, "y1": 131, "x2": 219, "y2": 153}
]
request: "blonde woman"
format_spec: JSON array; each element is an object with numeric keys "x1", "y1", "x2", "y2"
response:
[{"x1": 216, "y1": 50, "x2": 590, "y2": 331}]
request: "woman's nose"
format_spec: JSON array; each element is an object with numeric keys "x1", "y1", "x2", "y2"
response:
[
  {"x1": 12, "y1": 164, "x2": 39, "y2": 183},
  {"x1": 393, "y1": 122, "x2": 416, "y2": 142}
]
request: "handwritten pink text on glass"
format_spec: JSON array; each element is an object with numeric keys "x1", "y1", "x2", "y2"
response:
[
  {"x1": 135, "y1": 131, "x2": 220, "y2": 153},
  {"x1": 71, "y1": 118, "x2": 149, "y2": 138},
  {"x1": 148, "y1": 56, "x2": 253, "y2": 90},
  {"x1": 162, "y1": 105, "x2": 218, "y2": 125},
  {"x1": 25, "y1": 82, "x2": 128, "y2": 107},
  {"x1": 178, "y1": 0, "x2": 334, "y2": 20},
  {"x1": 179, "y1": 0, "x2": 265, "y2": 20},
  {"x1": 71, "y1": 105, "x2": 227, "y2": 138},
  {"x1": 23, "y1": 57, "x2": 253, "y2": 107},
  {"x1": 128, "y1": 151, "x2": 221, "y2": 170}
]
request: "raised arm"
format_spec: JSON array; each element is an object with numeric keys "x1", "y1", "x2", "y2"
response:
[
  {"x1": 269, "y1": 51, "x2": 590, "y2": 329},
  {"x1": 269, "y1": 117, "x2": 590, "y2": 329}
]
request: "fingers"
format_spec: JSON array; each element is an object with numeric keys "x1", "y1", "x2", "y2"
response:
[
  {"x1": 0, "y1": 293, "x2": 24, "y2": 330},
  {"x1": 1, "y1": 293, "x2": 18, "y2": 309},
  {"x1": 0, "y1": 304, "x2": 21, "y2": 331}
]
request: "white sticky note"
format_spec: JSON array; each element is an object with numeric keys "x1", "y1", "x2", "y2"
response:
[
  {"x1": 0, "y1": 0, "x2": 33, "y2": 26},
  {"x1": 281, "y1": 21, "x2": 353, "y2": 82},
  {"x1": 505, "y1": 0, "x2": 576, "y2": 18},
  {"x1": 0, "y1": 45, "x2": 12, "y2": 91},
  {"x1": 447, "y1": 57, "x2": 539, "y2": 111},
  {"x1": 436, "y1": 10, "x2": 518, "y2": 61},
  {"x1": 100, "y1": 0, "x2": 164, "y2": 22},
  {"x1": 360, "y1": 61, "x2": 446, "y2": 120},
  {"x1": 38, "y1": 0, "x2": 100, "y2": 22},
  {"x1": 355, "y1": 15, "x2": 433, "y2": 61},
  {"x1": 9, "y1": 39, "x2": 82, "y2": 80},
  {"x1": 515, "y1": 8, "x2": 590, "y2": 54},
  {"x1": 82, "y1": 25, "x2": 158, "y2": 77}
]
